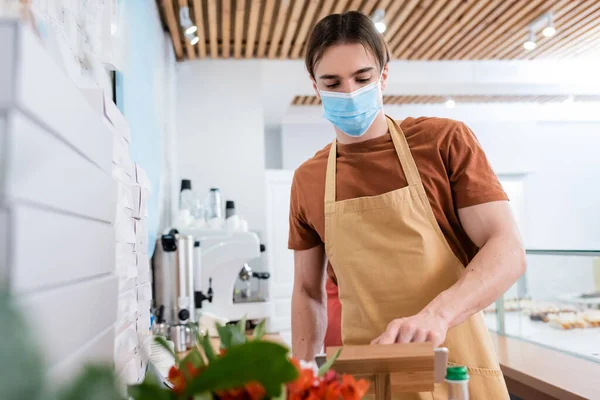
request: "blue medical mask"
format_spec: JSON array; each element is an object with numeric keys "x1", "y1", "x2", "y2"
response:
[{"x1": 319, "y1": 79, "x2": 383, "y2": 137}]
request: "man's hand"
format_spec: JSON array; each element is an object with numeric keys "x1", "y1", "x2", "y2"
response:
[{"x1": 370, "y1": 311, "x2": 449, "y2": 347}]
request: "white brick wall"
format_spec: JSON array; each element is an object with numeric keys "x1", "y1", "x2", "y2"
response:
[{"x1": 0, "y1": 20, "x2": 116, "y2": 384}]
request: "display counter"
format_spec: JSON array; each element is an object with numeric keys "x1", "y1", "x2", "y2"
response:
[{"x1": 486, "y1": 250, "x2": 600, "y2": 399}]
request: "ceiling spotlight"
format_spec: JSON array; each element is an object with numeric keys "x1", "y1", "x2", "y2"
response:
[
  {"x1": 523, "y1": 29, "x2": 536, "y2": 50},
  {"x1": 445, "y1": 98, "x2": 456, "y2": 109},
  {"x1": 372, "y1": 9, "x2": 386, "y2": 33},
  {"x1": 542, "y1": 12, "x2": 556, "y2": 37},
  {"x1": 542, "y1": 25, "x2": 555, "y2": 38},
  {"x1": 186, "y1": 25, "x2": 198, "y2": 35}
]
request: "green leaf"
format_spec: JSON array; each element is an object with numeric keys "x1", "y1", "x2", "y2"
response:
[
  {"x1": 58, "y1": 365, "x2": 126, "y2": 400},
  {"x1": 200, "y1": 333, "x2": 217, "y2": 363},
  {"x1": 0, "y1": 291, "x2": 46, "y2": 400},
  {"x1": 181, "y1": 347, "x2": 205, "y2": 372},
  {"x1": 127, "y1": 381, "x2": 173, "y2": 400},
  {"x1": 193, "y1": 393, "x2": 213, "y2": 400},
  {"x1": 185, "y1": 341, "x2": 298, "y2": 397},
  {"x1": 318, "y1": 348, "x2": 342, "y2": 377},
  {"x1": 216, "y1": 324, "x2": 246, "y2": 349},
  {"x1": 272, "y1": 383, "x2": 287, "y2": 400},
  {"x1": 155, "y1": 335, "x2": 179, "y2": 363},
  {"x1": 236, "y1": 315, "x2": 247, "y2": 335},
  {"x1": 252, "y1": 320, "x2": 267, "y2": 341}
]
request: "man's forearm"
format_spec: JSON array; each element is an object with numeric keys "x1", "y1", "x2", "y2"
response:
[
  {"x1": 423, "y1": 233, "x2": 526, "y2": 329},
  {"x1": 291, "y1": 289, "x2": 327, "y2": 361}
]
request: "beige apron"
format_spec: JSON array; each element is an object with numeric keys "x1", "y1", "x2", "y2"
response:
[{"x1": 324, "y1": 116, "x2": 510, "y2": 399}]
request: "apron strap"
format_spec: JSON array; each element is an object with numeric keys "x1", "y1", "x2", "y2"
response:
[
  {"x1": 386, "y1": 117, "x2": 421, "y2": 187},
  {"x1": 324, "y1": 116, "x2": 422, "y2": 204},
  {"x1": 325, "y1": 140, "x2": 338, "y2": 204}
]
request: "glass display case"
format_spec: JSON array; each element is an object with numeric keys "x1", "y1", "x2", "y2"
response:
[{"x1": 485, "y1": 249, "x2": 600, "y2": 363}]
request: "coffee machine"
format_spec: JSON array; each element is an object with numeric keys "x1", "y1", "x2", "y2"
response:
[
  {"x1": 151, "y1": 229, "x2": 213, "y2": 351},
  {"x1": 179, "y1": 228, "x2": 273, "y2": 328}
]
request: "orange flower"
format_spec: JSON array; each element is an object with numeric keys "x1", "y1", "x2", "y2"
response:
[
  {"x1": 215, "y1": 381, "x2": 265, "y2": 400},
  {"x1": 244, "y1": 381, "x2": 266, "y2": 400},
  {"x1": 340, "y1": 375, "x2": 369, "y2": 400},
  {"x1": 315, "y1": 379, "x2": 342, "y2": 400},
  {"x1": 167, "y1": 365, "x2": 186, "y2": 394},
  {"x1": 288, "y1": 367, "x2": 316, "y2": 395}
]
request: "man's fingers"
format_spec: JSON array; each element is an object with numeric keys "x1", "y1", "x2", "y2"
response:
[
  {"x1": 412, "y1": 328, "x2": 428, "y2": 343},
  {"x1": 398, "y1": 321, "x2": 415, "y2": 343}
]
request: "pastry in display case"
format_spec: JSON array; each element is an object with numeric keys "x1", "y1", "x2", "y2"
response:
[{"x1": 486, "y1": 250, "x2": 600, "y2": 363}]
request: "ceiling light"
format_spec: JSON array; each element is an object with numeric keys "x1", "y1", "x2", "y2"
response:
[
  {"x1": 445, "y1": 98, "x2": 456, "y2": 109},
  {"x1": 563, "y1": 95, "x2": 574, "y2": 104},
  {"x1": 542, "y1": 12, "x2": 555, "y2": 37},
  {"x1": 375, "y1": 22, "x2": 386, "y2": 33},
  {"x1": 186, "y1": 25, "x2": 198, "y2": 35},
  {"x1": 190, "y1": 36, "x2": 200, "y2": 46},
  {"x1": 372, "y1": 9, "x2": 386, "y2": 34},
  {"x1": 542, "y1": 26, "x2": 555, "y2": 38},
  {"x1": 523, "y1": 29, "x2": 536, "y2": 50}
]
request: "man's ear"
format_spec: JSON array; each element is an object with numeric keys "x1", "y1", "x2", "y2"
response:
[
  {"x1": 311, "y1": 77, "x2": 320, "y2": 99},
  {"x1": 380, "y1": 64, "x2": 389, "y2": 92}
]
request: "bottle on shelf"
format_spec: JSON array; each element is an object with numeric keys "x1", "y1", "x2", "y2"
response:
[
  {"x1": 205, "y1": 188, "x2": 222, "y2": 220},
  {"x1": 179, "y1": 179, "x2": 205, "y2": 223},
  {"x1": 446, "y1": 366, "x2": 469, "y2": 400}
]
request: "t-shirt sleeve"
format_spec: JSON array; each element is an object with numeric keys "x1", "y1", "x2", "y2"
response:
[
  {"x1": 288, "y1": 173, "x2": 322, "y2": 250},
  {"x1": 447, "y1": 122, "x2": 508, "y2": 208}
]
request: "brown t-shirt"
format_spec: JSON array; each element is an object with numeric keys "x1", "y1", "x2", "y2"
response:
[{"x1": 288, "y1": 116, "x2": 508, "y2": 281}]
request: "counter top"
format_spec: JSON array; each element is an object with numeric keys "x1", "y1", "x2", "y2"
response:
[{"x1": 490, "y1": 332, "x2": 600, "y2": 400}]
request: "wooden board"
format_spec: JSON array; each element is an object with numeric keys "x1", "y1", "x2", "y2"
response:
[{"x1": 327, "y1": 343, "x2": 435, "y2": 393}]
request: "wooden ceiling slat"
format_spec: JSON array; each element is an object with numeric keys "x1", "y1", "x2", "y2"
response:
[
  {"x1": 398, "y1": 0, "x2": 460, "y2": 59},
  {"x1": 334, "y1": 0, "x2": 351, "y2": 14},
  {"x1": 362, "y1": 0, "x2": 383, "y2": 17},
  {"x1": 387, "y1": 0, "x2": 429, "y2": 52},
  {"x1": 550, "y1": 27, "x2": 600, "y2": 59},
  {"x1": 267, "y1": 0, "x2": 290, "y2": 58},
  {"x1": 405, "y1": 0, "x2": 468, "y2": 59},
  {"x1": 234, "y1": 0, "x2": 245, "y2": 58},
  {"x1": 206, "y1": 0, "x2": 218, "y2": 58},
  {"x1": 459, "y1": 0, "x2": 556, "y2": 60},
  {"x1": 245, "y1": 0, "x2": 261, "y2": 58},
  {"x1": 348, "y1": 0, "x2": 363, "y2": 11},
  {"x1": 281, "y1": 0, "x2": 307, "y2": 59},
  {"x1": 392, "y1": 0, "x2": 448, "y2": 58},
  {"x1": 561, "y1": 35, "x2": 600, "y2": 59},
  {"x1": 520, "y1": 2, "x2": 600, "y2": 59},
  {"x1": 192, "y1": 0, "x2": 207, "y2": 58},
  {"x1": 511, "y1": 1, "x2": 600, "y2": 59},
  {"x1": 437, "y1": 0, "x2": 510, "y2": 60},
  {"x1": 444, "y1": 0, "x2": 520, "y2": 59},
  {"x1": 256, "y1": 0, "x2": 276, "y2": 57},
  {"x1": 177, "y1": 0, "x2": 196, "y2": 60},
  {"x1": 383, "y1": 0, "x2": 420, "y2": 44},
  {"x1": 540, "y1": 13, "x2": 600, "y2": 59},
  {"x1": 162, "y1": 0, "x2": 184, "y2": 59},
  {"x1": 291, "y1": 0, "x2": 320, "y2": 59},
  {"x1": 418, "y1": 0, "x2": 494, "y2": 60},
  {"x1": 221, "y1": 0, "x2": 231, "y2": 58},
  {"x1": 316, "y1": 0, "x2": 337, "y2": 22},
  {"x1": 487, "y1": 0, "x2": 579, "y2": 59},
  {"x1": 162, "y1": 0, "x2": 600, "y2": 61}
]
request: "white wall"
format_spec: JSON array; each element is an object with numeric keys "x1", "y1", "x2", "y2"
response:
[
  {"x1": 280, "y1": 103, "x2": 600, "y2": 251},
  {"x1": 176, "y1": 60, "x2": 266, "y2": 232}
]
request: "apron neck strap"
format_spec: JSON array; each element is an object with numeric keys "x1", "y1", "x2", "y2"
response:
[{"x1": 324, "y1": 116, "x2": 421, "y2": 204}]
